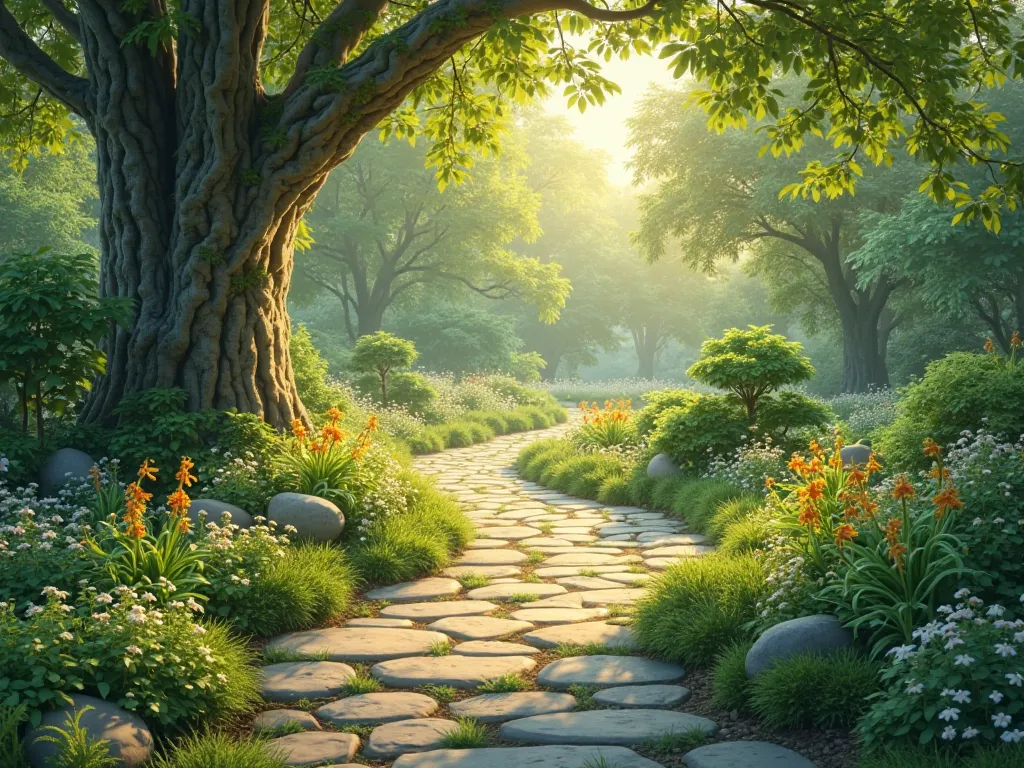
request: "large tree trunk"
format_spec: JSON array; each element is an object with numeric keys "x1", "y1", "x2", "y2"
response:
[
  {"x1": 355, "y1": 297, "x2": 387, "y2": 337},
  {"x1": 632, "y1": 326, "x2": 658, "y2": 379},
  {"x1": 841, "y1": 315, "x2": 890, "y2": 393}
]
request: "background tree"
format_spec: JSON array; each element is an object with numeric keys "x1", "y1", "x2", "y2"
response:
[
  {"x1": 1, "y1": 0, "x2": 1018, "y2": 425},
  {"x1": 296, "y1": 133, "x2": 568, "y2": 340},
  {"x1": 349, "y1": 331, "x2": 416, "y2": 407},
  {"x1": 393, "y1": 303, "x2": 523, "y2": 375},
  {"x1": 0, "y1": 251, "x2": 131, "y2": 444},
  {"x1": 687, "y1": 325, "x2": 815, "y2": 423},
  {"x1": 628, "y1": 84, "x2": 918, "y2": 392}
]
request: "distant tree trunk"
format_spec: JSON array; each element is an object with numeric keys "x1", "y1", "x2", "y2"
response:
[
  {"x1": 540, "y1": 350, "x2": 563, "y2": 381},
  {"x1": 632, "y1": 326, "x2": 659, "y2": 379}
]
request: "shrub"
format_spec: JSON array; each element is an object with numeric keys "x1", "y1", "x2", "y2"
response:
[
  {"x1": 651, "y1": 476, "x2": 687, "y2": 510},
  {"x1": 703, "y1": 439, "x2": 789, "y2": 495},
  {"x1": 518, "y1": 405, "x2": 554, "y2": 429},
  {"x1": 719, "y1": 515, "x2": 771, "y2": 555},
  {"x1": 575, "y1": 400, "x2": 637, "y2": 448},
  {"x1": 633, "y1": 553, "x2": 767, "y2": 666},
  {"x1": 597, "y1": 474, "x2": 632, "y2": 504},
  {"x1": 712, "y1": 641, "x2": 753, "y2": 711},
  {"x1": 634, "y1": 389, "x2": 702, "y2": 436},
  {"x1": 465, "y1": 421, "x2": 494, "y2": 443},
  {"x1": 464, "y1": 411, "x2": 508, "y2": 435},
  {"x1": 756, "y1": 391, "x2": 833, "y2": 444},
  {"x1": 291, "y1": 324, "x2": 352, "y2": 415},
  {"x1": 857, "y1": 744, "x2": 1024, "y2": 768},
  {"x1": 31, "y1": 705, "x2": 119, "y2": 768},
  {"x1": 707, "y1": 495, "x2": 763, "y2": 541},
  {"x1": 687, "y1": 325, "x2": 815, "y2": 423},
  {"x1": 876, "y1": 351, "x2": 1024, "y2": 471},
  {"x1": 407, "y1": 428, "x2": 446, "y2": 454},
  {"x1": 750, "y1": 650, "x2": 879, "y2": 729},
  {"x1": 517, "y1": 438, "x2": 564, "y2": 473},
  {"x1": 385, "y1": 372, "x2": 438, "y2": 415},
  {"x1": 669, "y1": 478, "x2": 744, "y2": 533},
  {"x1": 858, "y1": 588, "x2": 1024, "y2": 751},
  {"x1": 504, "y1": 410, "x2": 534, "y2": 432},
  {"x1": 652, "y1": 395, "x2": 749, "y2": 470},
  {"x1": 0, "y1": 703, "x2": 28, "y2": 768},
  {"x1": 151, "y1": 733, "x2": 287, "y2": 768},
  {"x1": 349, "y1": 331, "x2": 417, "y2": 407}
]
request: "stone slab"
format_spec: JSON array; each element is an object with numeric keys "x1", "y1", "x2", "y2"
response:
[
  {"x1": 427, "y1": 616, "x2": 534, "y2": 641},
  {"x1": 443, "y1": 565, "x2": 522, "y2": 579},
  {"x1": 253, "y1": 709, "x2": 321, "y2": 733},
  {"x1": 510, "y1": 607, "x2": 608, "y2": 625},
  {"x1": 522, "y1": 622, "x2": 638, "y2": 650},
  {"x1": 371, "y1": 655, "x2": 537, "y2": 689},
  {"x1": 346, "y1": 618, "x2": 416, "y2": 628},
  {"x1": 449, "y1": 692, "x2": 576, "y2": 723},
  {"x1": 499, "y1": 709, "x2": 717, "y2": 745},
  {"x1": 602, "y1": 573, "x2": 652, "y2": 585},
  {"x1": 484, "y1": 526, "x2": 546, "y2": 540},
  {"x1": 642, "y1": 545, "x2": 716, "y2": 558},
  {"x1": 592, "y1": 685, "x2": 690, "y2": 709},
  {"x1": 380, "y1": 601, "x2": 498, "y2": 622},
  {"x1": 543, "y1": 553, "x2": 639, "y2": 566},
  {"x1": 315, "y1": 692, "x2": 438, "y2": 726},
  {"x1": 579, "y1": 589, "x2": 647, "y2": 607},
  {"x1": 455, "y1": 550, "x2": 528, "y2": 566},
  {"x1": 452, "y1": 641, "x2": 538, "y2": 656},
  {"x1": 533, "y1": 565, "x2": 629, "y2": 578},
  {"x1": 682, "y1": 741, "x2": 817, "y2": 768},
  {"x1": 537, "y1": 656, "x2": 685, "y2": 689},
  {"x1": 266, "y1": 628, "x2": 451, "y2": 662},
  {"x1": 365, "y1": 578, "x2": 462, "y2": 603},
  {"x1": 261, "y1": 662, "x2": 355, "y2": 702},
  {"x1": 392, "y1": 746, "x2": 662, "y2": 766},
  {"x1": 267, "y1": 732, "x2": 360, "y2": 766},
  {"x1": 467, "y1": 583, "x2": 567, "y2": 601},
  {"x1": 555, "y1": 576, "x2": 625, "y2": 590}
]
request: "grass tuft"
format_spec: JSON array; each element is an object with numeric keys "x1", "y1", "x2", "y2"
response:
[
  {"x1": 567, "y1": 684, "x2": 599, "y2": 710},
  {"x1": 419, "y1": 684, "x2": 457, "y2": 703},
  {"x1": 439, "y1": 717, "x2": 489, "y2": 749},
  {"x1": 643, "y1": 726, "x2": 708, "y2": 753},
  {"x1": 477, "y1": 674, "x2": 531, "y2": 693},
  {"x1": 553, "y1": 642, "x2": 634, "y2": 658},
  {"x1": 711, "y1": 641, "x2": 753, "y2": 712},
  {"x1": 151, "y1": 733, "x2": 286, "y2": 768},
  {"x1": 430, "y1": 640, "x2": 452, "y2": 656},
  {"x1": 456, "y1": 573, "x2": 490, "y2": 590},
  {"x1": 344, "y1": 668, "x2": 384, "y2": 696}
]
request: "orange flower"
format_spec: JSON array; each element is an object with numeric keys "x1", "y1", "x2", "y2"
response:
[
  {"x1": 167, "y1": 488, "x2": 191, "y2": 518},
  {"x1": 807, "y1": 456, "x2": 824, "y2": 475},
  {"x1": 834, "y1": 524, "x2": 858, "y2": 548},
  {"x1": 89, "y1": 464, "x2": 101, "y2": 491},
  {"x1": 1012, "y1": 331, "x2": 1022, "y2": 350},
  {"x1": 888, "y1": 542, "x2": 908, "y2": 565},
  {"x1": 859, "y1": 497, "x2": 879, "y2": 519},
  {"x1": 932, "y1": 485, "x2": 964, "y2": 518},
  {"x1": 321, "y1": 423, "x2": 345, "y2": 444},
  {"x1": 788, "y1": 454, "x2": 809, "y2": 476},
  {"x1": 848, "y1": 465, "x2": 867, "y2": 486},
  {"x1": 928, "y1": 465, "x2": 951, "y2": 483},
  {"x1": 883, "y1": 517, "x2": 902, "y2": 546},
  {"x1": 800, "y1": 478, "x2": 827, "y2": 502},
  {"x1": 892, "y1": 476, "x2": 916, "y2": 501},
  {"x1": 765, "y1": 477, "x2": 776, "y2": 490},
  {"x1": 922, "y1": 438, "x2": 942, "y2": 459},
  {"x1": 327, "y1": 406, "x2": 343, "y2": 423},
  {"x1": 985, "y1": 337, "x2": 995, "y2": 353},
  {"x1": 366, "y1": 415, "x2": 378, "y2": 431},
  {"x1": 123, "y1": 481, "x2": 149, "y2": 539},
  {"x1": 798, "y1": 502, "x2": 821, "y2": 529},
  {"x1": 309, "y1": 440, "x2": 324, "y2": 454},
  {"x1": 175, "y1": 456, "x2": 197, "y2": 488},
  {"x1": 291, "y1": 418, "x2": 308, "y2": 440},
  {"x1": 865, "y1": 454, "x2": 883, "y2": 475},
  {"x1": 137, "y1": 459, "x2": 158, "y2": 482}
]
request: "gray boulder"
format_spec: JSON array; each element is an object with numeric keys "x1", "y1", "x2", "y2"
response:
[
  {"x1": 187, "y1": 499, "x2": 254, "y2": 530},
  {"x1": 840, "y1": 443, "x2": 874, "y2": 469},
  {"x1": 268, "y1": 492, "x2": 345, "y2": 541},
  {"x1": 39, "y1": 448, "x2": 95, "y2": 496},
  {"x1": 25, "y1": 695, "x2": 153, "y2": 767},
  {"x1": 646, "y1": 453, "x2": 681, "y2": 479},
  {"x1": 746, "y1": 614, "x2": 854, "y2": 678}
]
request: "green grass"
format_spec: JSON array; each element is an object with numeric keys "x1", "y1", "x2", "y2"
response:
[
  {"x1": 508, "y1": 593, "x2": 541, "y2": 603},
  {"x1": 456, "y1": 573, "x2": 490, "y2": 589},
  {"x1": 668, "y1": 479, "x2": 743, "y2": 533},
  {"x1": 348, "y1": 473, "x2": 473, "y2": 584},
  {"x1": 567, "y1": 684, "x2": 599, "y2": 710},
  {"x1": 581, "y1": 758, "x2": 624, "y2": 768},
  {"x1": 439, "y1": 717, "x2": 489, "y2": 749},
  {"x1": 643, "y1": 726, "x2": 708, "y2": 753},
  {"x1": 419, "y1": 684, "x2": 458, "y2": 703},
  {"x1": 537, "y1": 522, "x2": 554, "y2": 534},
  {"x1": 262, "y1": 647, "x2": 330, "y2": 664},
  {"x1": 344, "y1": 669, "x2": 384, "y2": 695},
  {"x1": 749, "y1": 650, "x2": 879, "y2": 729},
  {"x1": 478, "y1": 674, "x2": 531, "y2": 693},
  {"x1": 553, "y1": 643, "x2": 634, "y2": 658},
  {"x1": 255, "y1": 720, "x2": 306, "y2": 737},
  {"x1": 30, "y1": 706, "x2": 119, "y2": 768},
  {"x1": 719, "y1": 514, "x2": 771, "y2": 555},
  {"x1": 522, "y1": 573, "x2": 542, "y2": 583},
  {"x1": 202, "y1": 622, "x2": 262, "y2": 720},
  {"x1": 633, "y1": 552, "x2": 767, "y2": 666},
  {"x1": 430, "y1": 640, "x2": 452, "y2": 656},
  {"x1": 0, "y1": 704, "x2": 28, "y2": 768},
  {"x1": 597, "y1": 474, "x2": 633, "y2": 505},
  {"x1": 858, "y1": 745, "x2": 1024, "y2": 768},
  {"x1": 339, "y1": 724, "x2": 375, "y2": 738},
  {"x1": 707, "y1": 495, "x2": 763, "y2": 541},
  {"x1": 151, "y1": 733, "x2": 286, "y2": 768},
  {"x1": 218, "y1": 543, "x2": 356, "y2": 637},
  {"x1": 711, "y1": 641, "x2": 753, "y2": 711},
  {"x1": 525, "y1": 551, "x2": 545, "y2": 565}
]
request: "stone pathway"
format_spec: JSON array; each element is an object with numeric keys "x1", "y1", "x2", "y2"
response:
[{"x1": 259, "y1": 421, "x2": 815, "y2": 767}]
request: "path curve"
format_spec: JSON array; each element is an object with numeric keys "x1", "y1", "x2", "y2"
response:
[{"x1": 259, "y1": 422, "x2": 727, "y2": 767}]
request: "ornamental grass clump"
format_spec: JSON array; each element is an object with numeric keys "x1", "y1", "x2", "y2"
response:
[
  {"x1": 575, "y1": 399, "x2": 637, "y2": 449},
  {"x1": 276, "y1": 407, "x2": 377, "y2": 508},
  {"x1": 858, "y1": 587, "x2": 1024, "y2": 751}
]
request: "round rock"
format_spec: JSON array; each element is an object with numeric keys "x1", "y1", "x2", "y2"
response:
[
  {"x1": 253, "y1": 709, "x2": 321, "y2": 734},
  {"x1": 266, "y1": 732, "x2": 359, "y2": 766},
  {"x1": 452, "y1": 640, "x2": 538, "y2": 656},
  {"x1": 840, "y1": 442, "x2": 874, "y2": 468},
  {"x1": 468, "y1": 583, "x2": 567, "y2": 601},
  {"x1": 450, "y1": 692, "x2": 577, "y2": 723},
  {"x1": 315, "y1": 692, "x2": 438, "y2": 726},
  {"x1": 683, "y1": 741, "x2": 817, "y2": 768},
  {"x1": 38, "y1": 448, "x2": 95, "y2": 496},
  {"x1": 187, "y1": 498, "x2": 254, "y2": 530},
  {"x1": 427, "y1": 615, "x2": 533, "y2": 641},
  {"x1": 371, "y1": 655, "x2": 536, "y2": 689},
  {"x1": 362, "y1": 718, "x2": 459, "y2": 760},
  {"x1": 537, "y1": 656, "x2": 685, "y2": 689},
  {"x1": 266, "y1": 627, "x2": 451, "y2": 662},
  {"x1": 268, "y1": 492, "x2": 345, "y2": 541},
  {"x1": 592, "y1": 684, "x2": 690, "y2": 708},
  {"x1": 647, "y1": 453, "x2": 681, "y2": 479},
  {"x1": 24, "y1": 695, "x2": 152, "y2": 767},
  {"x1": 380, "y1": 600, "x2": 497, "y2": 622},
  {"x1": 746, "y1": 614, "x2": 854, "y2": 678},
  {"x1": 261, "y1": 661, "x2": 355, "y2": 702},
  {"x1": 499, "y1": 709, "x2": 717, "y2": 745},
  {"x1": 391, "y1": 746, "x2": 664, "y2": 767},
  {"x1": 365, "y1": 578, "x2": 462, "y2": 603}
]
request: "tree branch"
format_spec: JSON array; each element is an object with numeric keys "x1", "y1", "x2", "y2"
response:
[
  {"x1": 40, "y1": 0, "x2": 81, "y2": 43},
  {"x1": 0, "y1": 2, "x2": 89, "y2": 116}
]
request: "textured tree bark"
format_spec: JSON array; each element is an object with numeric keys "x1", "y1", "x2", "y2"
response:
[
  {"x1": 841, "y1": 316, "x2": 890, "y2": 393},
  {"x1": 633, "y1": 327, "x2": 659, "y2": 379}
]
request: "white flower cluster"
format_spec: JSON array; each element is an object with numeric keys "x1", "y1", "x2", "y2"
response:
[{"x1": 703, "y1": 437, "x2": 790, "y2": 493}]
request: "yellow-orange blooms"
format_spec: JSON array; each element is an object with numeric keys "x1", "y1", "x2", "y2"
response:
[{"x1": 892, "y1": 476, "x2": 916, "y2": 501}]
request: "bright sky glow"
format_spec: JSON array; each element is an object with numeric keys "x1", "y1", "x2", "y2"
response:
[{"x1": 543, "y1": 51, "x2": 681, "y2": 186}]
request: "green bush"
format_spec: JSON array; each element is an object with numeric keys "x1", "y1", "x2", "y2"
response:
[
  {"x1": 517, "y1": 438, "x2": 563, "y2": 472},
  {"x1": 667, "y1": 478, "x2": 744, "y2": 533},
  {"x1": 464, "y1": 411, "x2": 508, "y2": 435},
  {"x1": 407, "y1": 428, "x2": 446, "y2": 454},
  {"x1": 711, "y1": 641, "x2": 753, "y2": 712},
  {"x1": 634, "y1": 553, "x2": 767, "y2": 666},
  {"x1": 442, "y1": 422, "x2": 476, "y2": 448},
  {"x1": 756, "y1": 391, "x2": 833, "y2": 444},
  {"x1": 652, "y1": 394, "x2": 748, "y2": 470},
  {"x1": 151, "y1": 733, "x2": 287, "y2": 768},
  {"x1": 749, "y1": 650, "x2": 879, "y2": 729},
  {"x1": 635, "y1": 388, "x2": 702, "y2": 436},
  {"x1": 504, "y1": 410, "x2": 534, "y2": 432},
  {"x1": 291, "y1": 324, "x2": 352, "y2": 415},
  {"x1": 465, "y1": 421, "x2": 494, "y2": 443},
  {"x1": 597, "y1": 474, "x2": 633, "y2": 505},
  {"x1": 876, "y1": 352, "x2": 1024, "y2": 470},
  {"x1": 518, "y1": 405, "x2": 554, "y2": 429},
  {"x1": 651, "y1": 476, "x2": 687, "y2": 510}
]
